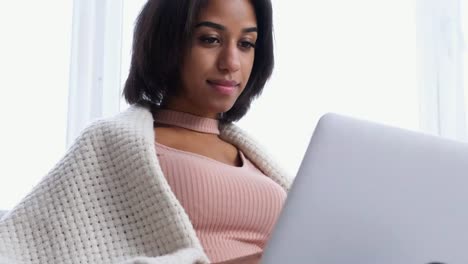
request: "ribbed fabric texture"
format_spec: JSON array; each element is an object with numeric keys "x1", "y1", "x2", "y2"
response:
[
  {"x1": 153, "y1": 109, "x2": 220, "y2": 135},
  {"x1": 153, "y1": 109, "x2": 287, "y2": 263}
]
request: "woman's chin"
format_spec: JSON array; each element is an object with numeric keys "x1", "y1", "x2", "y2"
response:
[{"x1": 207, "y1": 102, "x2": 237, "y2": 116}]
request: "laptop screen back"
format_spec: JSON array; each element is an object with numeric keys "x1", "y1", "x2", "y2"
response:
[{"x1": 262, "y1": 113, "x2": 468, "y2": 264}]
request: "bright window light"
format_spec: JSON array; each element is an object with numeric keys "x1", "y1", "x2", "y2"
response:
[{"x1": 0, "y1": 1, "x2": 73, "y2": 209}]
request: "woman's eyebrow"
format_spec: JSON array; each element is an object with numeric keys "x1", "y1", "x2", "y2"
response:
[
  {"x1": 243, "y1": 27, "x2": 257, "y2": 33},
  {"x1": 195, "y1": 21, "x2": 225, "y2": 30},
  {"x1": 195, "y1": 21, "x2": 258, "y2": 33}
]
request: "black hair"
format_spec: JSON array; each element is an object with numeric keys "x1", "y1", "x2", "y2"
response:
[{"x1": 123, "y1": 0, "x2": 274, "y2": 123}]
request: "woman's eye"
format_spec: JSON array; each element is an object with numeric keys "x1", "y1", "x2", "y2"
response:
[
  {"x1": 200, "y1": 36, "x2": 220, "y2": 45},
  {"x1": 239, "y1": 41, "x2": 256, "y2": 49}
]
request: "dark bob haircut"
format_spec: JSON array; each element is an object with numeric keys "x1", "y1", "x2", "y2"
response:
[{"x1": 123, "y1": 0, "x2": 274, "y2": 123}]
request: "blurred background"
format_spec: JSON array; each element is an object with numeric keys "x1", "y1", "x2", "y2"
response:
[{"x1": 0, "y1": 0, "x2": 467, "y2": 209}]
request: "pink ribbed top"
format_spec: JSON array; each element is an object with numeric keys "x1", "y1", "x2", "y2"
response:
[{"x1": 153, "y1": 109, "x2": 286, "y2": 263}]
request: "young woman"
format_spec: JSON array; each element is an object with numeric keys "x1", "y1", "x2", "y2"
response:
[{"x1": 0, "y1": 0, "x2": 291, "y2": 263}]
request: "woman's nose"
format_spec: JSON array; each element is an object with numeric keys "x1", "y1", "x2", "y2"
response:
[{"x1": 218, "y1": 42, "x2": 241, "y2": 73}]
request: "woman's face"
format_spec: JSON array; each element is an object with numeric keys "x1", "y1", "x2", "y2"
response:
[{"x1": 167, "y1": 0, "x2": 257, "y2": 118}]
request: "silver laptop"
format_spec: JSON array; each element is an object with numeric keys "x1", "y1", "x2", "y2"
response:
[{"x1": 261, "y1": 113, "x2": 468, "y2": 264}]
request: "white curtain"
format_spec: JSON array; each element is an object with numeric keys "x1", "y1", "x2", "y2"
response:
[
  {"x1": 416, "y1": 0, "x2": 466, "y2": 141},
  {"x1": 67, "y1": 0, "x2": 124, "y2": 146}
]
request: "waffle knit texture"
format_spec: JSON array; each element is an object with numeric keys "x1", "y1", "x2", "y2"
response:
[{"x1": 0, "y1": 104, "x2": 292, "y2": 264}]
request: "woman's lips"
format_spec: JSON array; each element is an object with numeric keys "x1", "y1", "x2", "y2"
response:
[{"x1": 207, "y1": 80, "x2": 239, "y2": 95}]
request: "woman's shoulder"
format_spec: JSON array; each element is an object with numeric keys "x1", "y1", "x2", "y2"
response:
[
  {"x1": 82, "y1": 105, "x2": 153, "y2": 136},
  {"x1": 73, "y1": 104, "x2": 155, "y2": 144}
]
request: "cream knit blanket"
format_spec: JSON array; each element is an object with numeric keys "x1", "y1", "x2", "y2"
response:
[{"x1": 0, "y1": 105, "x2": 291, "y2": 264}]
